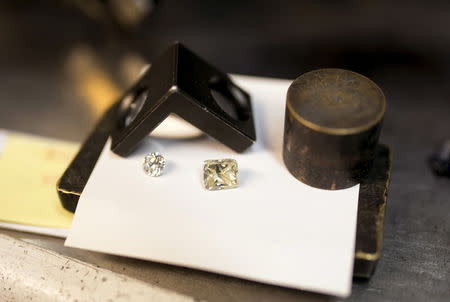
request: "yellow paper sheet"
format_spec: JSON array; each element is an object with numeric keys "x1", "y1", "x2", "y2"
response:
[{"x1": 0, "y1": 131, "x2": 78, "y2": 228}]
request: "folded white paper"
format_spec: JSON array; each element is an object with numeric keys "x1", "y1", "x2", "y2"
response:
[{"x1": 66, "y1": 75, "x2": 359, "y2": 297}]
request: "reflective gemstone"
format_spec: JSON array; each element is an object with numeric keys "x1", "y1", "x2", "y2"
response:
[
  {"x1": 203, "y1": 159, "x2": 238, "y2": 190},
  {"x1": 143, "y1": 152, "x2": 166, "y2": 177}
]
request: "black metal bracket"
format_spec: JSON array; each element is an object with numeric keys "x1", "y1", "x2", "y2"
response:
[{"x1": 111, "y1": 43, "x2": 256, "y2": 156}]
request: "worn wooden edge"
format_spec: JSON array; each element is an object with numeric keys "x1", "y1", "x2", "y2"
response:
[
  {"x1": 353, "y1": 144, "x2": 391, "y2": 278},
  {"x1": 57, "y1": 103, "x2": 119, "y2": 212}
]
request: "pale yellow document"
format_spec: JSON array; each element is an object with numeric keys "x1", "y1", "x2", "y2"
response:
[{"x1": 0, "y1": 131, "x2": 78, "y2": 228}]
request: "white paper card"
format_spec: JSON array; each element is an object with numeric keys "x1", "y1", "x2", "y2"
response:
[{"x1": 66, "y1": 75, "x2": 359, "y2": 297}]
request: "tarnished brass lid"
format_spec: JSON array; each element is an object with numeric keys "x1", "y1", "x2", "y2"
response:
[{"x1": 287, "y1": 68, "x2": 386, "y2": 135}]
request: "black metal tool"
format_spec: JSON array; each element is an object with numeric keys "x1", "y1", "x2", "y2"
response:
[{"x1": 111, "y1": 43, "x2": 256, "y2": 156}]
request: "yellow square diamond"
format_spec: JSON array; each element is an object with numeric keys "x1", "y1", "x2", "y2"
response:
[{"x1": 203, "y1": 159, "x2": 238, "y2": 191}]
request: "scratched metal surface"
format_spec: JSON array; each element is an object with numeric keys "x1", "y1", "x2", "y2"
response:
[{"x1": 0, "y1": 1, "x2": 449, "y2": 301}]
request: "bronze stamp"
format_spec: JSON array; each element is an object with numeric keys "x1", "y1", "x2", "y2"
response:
[{"x1": 283, "y1": 68, "x2": 386, "y2": 190}]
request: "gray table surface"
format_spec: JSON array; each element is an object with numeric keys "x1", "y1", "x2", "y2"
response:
[{"x1": 0, "y1": 1, "x2": 449, "y2": 301}]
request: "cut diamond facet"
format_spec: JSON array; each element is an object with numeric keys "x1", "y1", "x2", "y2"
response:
[
  {"x1": 143, "y1": 152, "x2": 166, "y2": 177},
  {"x1": 203, "y1": 159, "x2": 238, "y2": 190}
]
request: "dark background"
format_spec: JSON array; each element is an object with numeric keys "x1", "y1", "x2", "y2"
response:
[{"x1": 0, "y1": 1, "x2": 449, "y2": 301}]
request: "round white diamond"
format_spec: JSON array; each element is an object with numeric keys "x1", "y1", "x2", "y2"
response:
[{"x1": 143, "y1": 152, "x2": 166, "y2": 177}]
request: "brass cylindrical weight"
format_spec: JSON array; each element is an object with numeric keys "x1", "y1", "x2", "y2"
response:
[{"x1": 283, "y1": 69, "x2": 386, "y2": 190}]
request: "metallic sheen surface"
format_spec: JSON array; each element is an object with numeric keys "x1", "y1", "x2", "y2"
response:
[
  {"x1": 283, "y1": 69, "x2": 385, "y2": 190},
  {"x1": 287, "y1": 69, "x2": 385, "y2": 135}
]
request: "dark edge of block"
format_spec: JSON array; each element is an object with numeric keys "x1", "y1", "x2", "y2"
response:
[
  {"x1": 57, "y1": 103, "x2": 119, "y2": 212},
  {"x1": 353, "y1": 144, "x2": 391, "y2": 278}
]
